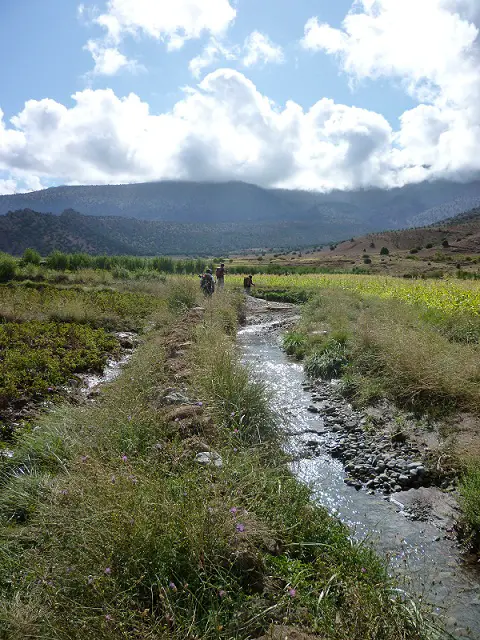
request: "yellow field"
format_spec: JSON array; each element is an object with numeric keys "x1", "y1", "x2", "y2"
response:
[{"x1": 228, "y1": 274, "x2": 480, "y2": 315}]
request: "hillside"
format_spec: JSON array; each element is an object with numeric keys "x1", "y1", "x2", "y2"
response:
[
  {"x1": 2, "y1": 179, "x2": 480, "y2": 232},
  {"x1": 0, "y1": 208, "x2": 367, "y2": 255}
]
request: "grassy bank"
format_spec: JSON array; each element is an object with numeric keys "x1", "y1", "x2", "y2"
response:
[
  {"x1": 0, "y1": 290, "x2": 433, "y2": 639},
  {"x1": 284, "y1": 286, "x2": 480, "y2": 552}
]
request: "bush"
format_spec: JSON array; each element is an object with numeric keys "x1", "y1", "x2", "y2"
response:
[
  {"x1": 305, "y1": 340, "x2": 349, "y2": 380},
  {"x1": 442, "y1": 239, "x2": 450, "y2": 248},
  {"x1": 22, "y1": 248, "x2": 41, "y2": 265},
  {"x1": 363, "y1": 258, "x2": 372, "y2": 265},
  {"x1": 0, "y1": 253, "x2": 16, "y2": 283},
  {"x1": 380, "y1": 247, "x2": 389, "y2": 256},
  {"x1": 46, "y1": 250, "x2": 69, "y2": 271},
  {"x1": 459, "y1": 464, "x2": 480, "y2": 551},
  {"x1": 425, "y1": 243, "x2": 433, "y2": 249},
  {"x1": 410, "y1": 249, "x2": 418, "y2": 254},
  {"x1": 283, "y1": 331, "x2": 308, "y2": 359}
]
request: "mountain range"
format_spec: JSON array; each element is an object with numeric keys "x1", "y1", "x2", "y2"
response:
[{"x1": 2, "y1": 179, "x2": 480, "y2": 255}]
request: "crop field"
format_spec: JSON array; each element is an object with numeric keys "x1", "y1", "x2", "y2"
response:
[{"x1": 228, "y1": 273, "x2": 480, "y2": 316}]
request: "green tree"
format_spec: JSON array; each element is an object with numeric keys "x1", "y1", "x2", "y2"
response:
[
  {"x1": 380, "y1": 247, "x2": 389, "y2": 256},
  {"x1": 22, "y1": 248, "x2": 41, "y2": 265}
]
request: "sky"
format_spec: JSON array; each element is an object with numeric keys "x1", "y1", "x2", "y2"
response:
[{"x1": 0, "y1": 0, "x2": 479, "y2": 195}]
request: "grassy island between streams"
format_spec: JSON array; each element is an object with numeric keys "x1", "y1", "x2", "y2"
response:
[{"x1": 0, "y1": 277, "x2": 436, "y2": 639}]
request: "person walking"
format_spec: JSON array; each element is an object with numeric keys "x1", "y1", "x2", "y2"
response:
[
  {"x1": 215, "y1": 263, "x2": 226, "y2": 291},
  {"x1": 200, "y1": 269, "x2": 215, "y2": 296},
  {"x1": 243, "y1": 274, "x2": 255, "y2": 295}
]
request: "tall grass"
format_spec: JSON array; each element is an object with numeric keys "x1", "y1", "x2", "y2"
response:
[{"x1": 0, "y1": 291, "x2": 433, "y2": 639}]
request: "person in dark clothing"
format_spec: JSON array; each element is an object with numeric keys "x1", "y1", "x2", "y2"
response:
[
  {"x1": 200, "y1": 269, "x2": 215, "y2": 296},
  {"x1": 243, "y1": 274, "x2": 255, "y2": 295},
  {"x1": 216, "y1": 263, "x2": 226, "y2": 291}
]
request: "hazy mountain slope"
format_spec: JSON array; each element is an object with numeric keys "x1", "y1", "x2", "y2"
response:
[
  {"x1": 2, "y1": 179, "x2": 480, "y2": 229},
  {"x1": 0, "y1": 208, "x2": 367, "y2": 256}
]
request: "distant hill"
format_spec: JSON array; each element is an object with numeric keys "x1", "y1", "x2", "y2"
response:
[
  {"x1": 329, "y1": 206, "x2": 480, "y2": 256},
  {"x1": 0, "y1": 208, "x2": 367, "y2": 256},
  {"x1": 2, "y1": 179, "x2": 480, "y2": 233}
]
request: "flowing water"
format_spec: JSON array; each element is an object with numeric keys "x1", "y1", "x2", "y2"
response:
[{"x1": 238, "y1": 316, "x2": 480, "y2": 640}]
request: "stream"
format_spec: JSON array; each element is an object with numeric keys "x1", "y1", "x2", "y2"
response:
[{"x1": 238, "y1": 312, "x2": 480, "y2": 640}]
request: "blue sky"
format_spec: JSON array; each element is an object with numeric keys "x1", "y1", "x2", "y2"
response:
[{"x1": 0, "y1": 0, "x2": 479, "y2": 194}]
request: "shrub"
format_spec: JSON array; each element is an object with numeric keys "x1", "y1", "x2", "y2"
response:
[
  {"x1": 442, "y1": 239, "x2": 450, "y2": 248},
  {"x1": 283, "y1": 331, "x2": 308, "y2": 359},
  {"x1": 410, "y1": 249, "x2": 418, "y2": 254},
  {"x1": 363, "y1": 258, "x2": 372, "y2": 265},
  {"x1": 425, "y1": 243, "x2": 433, "y2": 249},
  {"x1": 0, "y1": 253, "x2": 17, "y2": 283},
  {"x1": 46, "y1": 250, "x2": 69, "y2": 271},
  {"x1": 22, "y1": 248, "x2": 41, "y2": 265},
  {"x1": 305, "y1": 340, "x2": 348, "y2": 380},
  {"x1": 459, "y1": 464, "x2": 480, "y2": 551},
  {"x1": 380, "y1": 247, "x2": 389, "y2": 256}
]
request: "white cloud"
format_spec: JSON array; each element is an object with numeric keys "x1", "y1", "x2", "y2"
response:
[
  {"x1": 188, "y1": 31, "x2": 284, "y2": 79},
  {"x1": 242, "y1": 31, "x2": 284, "y2": 67},
  {"x1": 84, "y1": 40, "x2": 142, "y2": 75},
  {"x1": 0, "y1": 179, "x2": 19, "y2": 196},
  {"x1": 302, "y1": 0, "x2": 480, "y2": 182},
  {"x1": 0, "y1": 71, "x2": 397, "y2": 192},
  {"x1": 189, "y1": 39, "x2": 238, "y2": 79},
  {"x1": 95, "y1": 0, "x2": 236, "y2": 50}
]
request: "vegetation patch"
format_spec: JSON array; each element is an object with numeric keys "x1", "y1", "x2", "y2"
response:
[{"x1": 0, "y1": 292, "x2": 433, "y2": 639}]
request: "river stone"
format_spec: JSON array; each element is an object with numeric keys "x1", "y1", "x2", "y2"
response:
[{"x1": 307, "y1": 405, "x2": 320, "y2": 414}]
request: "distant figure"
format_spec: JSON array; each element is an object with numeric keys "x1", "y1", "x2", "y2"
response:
[
  {"x1": 200, "y1": 269, "x2": 215, "y2": 296},
  {"x1": 243, "y1": 274, "x2": 255, "y2": 295},
  {"x1": 216, "y1": 263, "x2": 226, "y2": 291}
]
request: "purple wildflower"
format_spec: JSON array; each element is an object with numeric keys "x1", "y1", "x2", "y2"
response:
[
  {"x1": 218, "y1": 589, "x2": 226, "y2": 598},
  {"x1": 236, "y1": 523, "x2": 245, "y2": 533},
  {"x1": 233, "y1": 448, "x2": 238, "y2": 453},
  {"x1": 61, "y1": 489, "x2": 68, "y2": 496},
  {"x1": 361, "y1": 567, "x2": 367, "y2": 574},
  {"x1": 229, "y1": 507, "x2": 238, "y2": 515},
  {"x1": 233, "y1": 428, "x2": 239, "y2": 434},
  {"x1": 105, "y1": 614, "x2": 112, "y2": 621},
  {"x1": 130, "y1": 476, "x2": 138, "y2": 484},
  {"x1": 47, "y1": 387, "x2": 54, "y2": 392},
  {"x1": 288, "y1": 588, "x2": 296, "y2": 598},
  {"x1": 127, "y1": 415, "x2": 132, "y2": 421},
  {"x1": 104, "y1": 567, "x2": 112, "y2": 575},
  {"x1": 121, "y1": 455, "x2": 128, "y2": 463},
  {"x1": 81, "y1": 455, "x2": 88, "y2": 463},
  {"x1": 230, "y1": 412, "x2": 235, "y2": 417},
  {"x1": 88, "y1": 575, "x2": 94, "y2": 585},
  {"x1": 197, "y1": 401, "x2": 203, "y2": 407},
  {"x1": 169, "y1": 581, "x2": 177, "y2": 592},
  {"x1": 111, "y1": 476, "x2": 116, "y2": 484}
]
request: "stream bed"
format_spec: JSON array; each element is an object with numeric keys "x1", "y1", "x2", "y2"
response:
[{"x1": 238, "y1": 316, "x2": 480, "y2": 640}]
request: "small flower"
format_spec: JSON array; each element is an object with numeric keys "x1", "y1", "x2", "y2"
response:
[
  {"x1": 233, "y1": 428, "x2": 239, "y2": 434},
  {"x1": 121, "y1": 455, "x2": 128, "y2": 463},
  {"x1": 218, "y1": 589, "x2": 226, "y2": 598},
  {"x1": 130, "y1": 476, "x2": 138, "y2": 484},
  {"x1": 88, "y1": 575, "x2": 94, "y2": 584},
  {"x1": 197, "y1": 401, "x2": 203, "y2": 407},
  {"x1": 111, "y1": 476, "x2": 116, "y2": 484},
  {"x1": 236, "y1": 523, "x2": 245, "y2": 533},
  {"x1": 47, "y1": 387, "x2": 54, "y2": 392},
  {"x1": 105, "y1": 614, "x2": 112, "y2": 621},
  {"x1": 288, "y1": 588, "x2": 297, "y2": 598},
  {"x1": 127, "y1": 415, "x2": 132, "y2": 421},
  {"x1": 230, "y1": 412, "x2": 235, "y2": 417},
  {"x1": 229, "y1": 507, "x2": 238, "y2": 515},
  {"x1": 61, "y1": 489, "x2": 68, "y2": 496},
  {"x1": 169, "y1": 581, "x2": 177, "y2": 591},
  {"x1": 129, "y1": 518, "x2": 135, "y2": 526},
  {"x1": 233, "y1": 448, "x2": 238, "y2": 453},
  {"x1": 81, "y1": 455, "x2": 88, "y2": 463},
  {"x1": 104, "y1": 567, "x2": 112, "y2": 575},
  {"x1": 361, "y1": 567, "x2": 367, "y2": 574}
]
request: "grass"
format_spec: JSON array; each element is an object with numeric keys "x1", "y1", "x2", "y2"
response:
[
  {"x1": 0, "y1": 320, "x2": 118, "y2": 410},
  {"x1": 0, "y1": 289, "x2": 434, "y2": 640},
  {"x1": 0, "y1": 282, "x2": 166, "y2": 330},
  {"x1": 458, "y1": 464, "x2": 480, "y2": 550}
]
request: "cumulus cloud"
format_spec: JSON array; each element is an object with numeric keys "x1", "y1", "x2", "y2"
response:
[
  {"x1": 84, "y1": 40, "x2": 142, "y2": 75},
  {"x1": 95, "y1": 0, "x2": 236, "y2": 50},
  {"x1": 189, "y1": 31, "x2": 284, "y2": 78},
  {"x1": 302, "y1": 0, "x2": 480, "y2": 181},
  {"x1": 189, "y1": 39, "x2": 238, "y2": 79},
  {"x1": 242, "y1": 32, "x2": 284, "y2": 67},
  {"x1": 0, "y1": 70, "x2": 396, "y2": 191}
]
